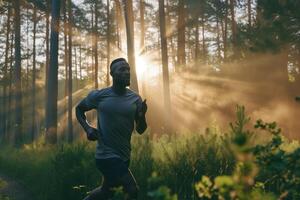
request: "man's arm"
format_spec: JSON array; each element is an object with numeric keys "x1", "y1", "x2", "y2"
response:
[
  {"x1": 76, "y1": 97, "x2": 98, "y2": 141},
  {"x1": 135, "y1": 99, "x2": 147, "y2": 134},
  {"x1": 76, "y1": 99, "x2": 93, "y2": 133}
]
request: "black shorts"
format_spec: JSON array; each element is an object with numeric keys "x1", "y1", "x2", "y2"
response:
[{"x1": 95, "y1": 158, "x2": 130, "y2": 184}]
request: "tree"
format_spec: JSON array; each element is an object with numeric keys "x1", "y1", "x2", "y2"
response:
[
  {"x1": 94, "y1": 0, "x2": 99, "y2": 89},
  {"x1": 13, "y1": 0, "x2": 23, "y2": 146},
  {"x1": 139, "y1": 0, "x2": 145, "y2": 51},
  {"x1": 230, "y1": 0, "x2": 237, "y2": 56},
  {"x1": 158, "y1": 0, "x2": 171, "y2": 132},
  {"x1": 123, "y1": 0, "x2": 139, "y2": 92},
  {"x1": 106, "y1": 0, "x2": 110, "y2": 86},
  {"x1": 68, "y1": 0, "x2": 73, "y2": 142},
  {"x1": 3, "y1": 4, "x2": 11, "y2": 140},
  {"x1": 177, "y1": 0, "x2": 186, "y2": 69},
  {"x1": 46, "y1": 0, "x2": 61, "y2": 144},
  {"x1": 31, "y1": 5, "x2": 37, "y2": 141}
]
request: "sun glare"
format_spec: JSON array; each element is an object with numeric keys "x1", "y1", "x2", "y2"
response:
[{"x1": 135, "y1": 54, "x2": 161, "y2": 82}]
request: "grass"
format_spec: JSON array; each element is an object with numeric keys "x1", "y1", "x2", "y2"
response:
[{"x1": 0, "y1": 106, "x2": 299, "y2": 200}]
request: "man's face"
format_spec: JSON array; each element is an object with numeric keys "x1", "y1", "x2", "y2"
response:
[{"x1": 111, "y1": 61, "x2": 131, "y2": 86}]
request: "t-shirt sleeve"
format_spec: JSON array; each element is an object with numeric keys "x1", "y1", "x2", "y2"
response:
[{"x1": 84, "y1": 90, "x2": 100, "y2": 109}]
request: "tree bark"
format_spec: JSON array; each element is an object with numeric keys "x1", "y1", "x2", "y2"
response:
[
  {"x1": 94, "y1": 1, "x2": 99, "y2": 89},
  {"x1": 248, "y1": 0, "x2": 251, "y2": 28},
  {"x1": 159, "y1": 0, "x2": 172, "y2": 132},
  {"x1": 3, "y1": 6, "x2": 11, "y2": 140},
  {"x1": 45, "y1": 0, "x2": 50, "y2": 126},
  {"x1": 46, "y1": 0, "x2": 61, "y2": 144},
  {"x1": 166, "y1": 0, "x2": 176, "y2": 67},
  {"x1": 195, "y1": 17, "x2": 200, "y2": 61},
  {"x1": 68, "y1": 0, "x2": 73, "y2": 143},
  {"x1": 139, "y1": 0, "x2": 145, "y2": 51},
  {"x1": 8, "y1": 28, "x2": 14, "y2": 143},
  {"x1": 106, "y1": 0, "x2": 110, "y2": 86},
  {"x1": 222, "y1": 0, "x2": 228, "y2": 60},
  {"x1": 114, "y1": 0, "x2": 125, "y2": 51},
  {"x1": 230, "y1": 0, "x2": 237, "y2": 55},
  {"x1": 63, "y1": 0, "x2": 68, "y2": 100},
  {"x1": 216, "y1": 18, "x2": 221, "y2": 60},
  {"x1": 177, "y1": 0, "x2": 186, "y2": 69},
  {"x1": 13, "y1": 0, "x2": 23, "y2": 146},
  {"x1": 123, "y1": 0, "x2": 139, "y2": 92},
  {"x1": 31, "y1": 5, "x2": 37, "y2": 141}
]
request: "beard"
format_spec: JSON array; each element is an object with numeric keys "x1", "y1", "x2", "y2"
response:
[{"x1": 114, "y1": 76, "x2": 130, "y2": 87}]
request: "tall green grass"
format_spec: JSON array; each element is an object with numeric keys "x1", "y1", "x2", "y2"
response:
[{"x1": 0, "y1": 106, "x2": 299, "y2": 200}]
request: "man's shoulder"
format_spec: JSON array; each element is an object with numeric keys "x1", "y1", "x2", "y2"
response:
[
  {"x1": 88, "y1": 87, "x2": 112, "y2": 99},
  {"x1": 126, "y1": 88, "x2": 141, "y2": 98}
]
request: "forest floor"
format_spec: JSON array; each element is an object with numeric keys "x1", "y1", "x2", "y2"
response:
[{"x1": 0, "y1": 173, "x2": 30, "y2": 200}]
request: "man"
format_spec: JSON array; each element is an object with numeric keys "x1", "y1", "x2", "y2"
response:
[{"x1": 76, "y1": 58, "x2": 147, "y2": 200}]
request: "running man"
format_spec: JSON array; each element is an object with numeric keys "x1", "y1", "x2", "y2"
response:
[{"x1": 76, "y1": 58, "x2": 147, "y2": 200}]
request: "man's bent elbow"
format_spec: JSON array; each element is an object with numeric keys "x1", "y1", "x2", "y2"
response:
[{"x1": 136, "y1": 124, "x2": 147, "y2": 134}]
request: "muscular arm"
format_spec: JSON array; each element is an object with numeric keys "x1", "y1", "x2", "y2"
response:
[
  {"x1": 135, "y1": 99, "x2": 147, "y2": 134},
  {"x1": 75, "y1": 99, "x2": 94, "y2": 133},
  {"x1": 136, "y1": 113, "x2": 147, "y2": 134}
]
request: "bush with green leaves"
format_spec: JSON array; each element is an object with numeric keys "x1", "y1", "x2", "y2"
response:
[
  {"x1": 195, "y1": 105, "x2": 300, "y2": 200},
  {"x1": 254, "y1": 120, "x2": 300, "y2": 199}
]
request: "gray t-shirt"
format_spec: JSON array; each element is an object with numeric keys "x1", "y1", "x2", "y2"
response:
[{"x1": 85, "y1": 87, "x2": 142, "y2": 162}]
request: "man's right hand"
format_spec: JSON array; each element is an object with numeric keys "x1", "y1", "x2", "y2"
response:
[{"x1": 86, "y1": 127, "x2": 99, "y2": 141}]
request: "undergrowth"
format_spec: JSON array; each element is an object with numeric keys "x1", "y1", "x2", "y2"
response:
[{"x1": 0, "y1": 105, "x2": 299, "y2": 200}]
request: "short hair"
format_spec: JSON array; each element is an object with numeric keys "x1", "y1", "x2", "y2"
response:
[{"x1": 110, "y1": 58, "x2": 127, "y2": 73}]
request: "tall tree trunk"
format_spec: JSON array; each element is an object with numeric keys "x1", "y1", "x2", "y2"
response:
[
  {"x1": 74, "y1": 46, "x2": 78, "y2": 89},
  {"x1": 63, "y1": 0, "x2": 68, "y2": 100},
  {"x1": 216, "y1": 18, "x2": 221, "y2": 60},
  {"x1": 114, "y1": 1, "x2": 121, "y2": 51},
  {"x1": 248, "y1": 0, "x2": 251, "y2": 28},
  {"x1": 13, "y1": 0, "x2": 23, "y2": 146},
  {"x1": 230, "y1": 0, "x2": 237, "y2": 55},
  {"x1": 123, "y1": 0, "x2": 139, "y2": 92},
  {"x1": 195, "y1": 17, "x2": 200, "y2": 61},
  {"x1": 31, "y1": 5, "x2": 37, "y2": 141},
  {"x1": 79, "y1": 43, "x2": 82, "y2": 80},
  {"x1": 46, "y1": 0, "x2": 61, "y2": 144},
  {"x1": 222, "y1": 0, "x2": 228, "y2": 60},
  {"x1": 3, "y1": 6, "x2": 11, "y2": 140},
  {"x1": 139, "y1": 0, "x2": 145, "y2": 51},
  {"x1": 106, "y1": 0, "x2": 110, "y2": 87},
  {"x1": 45, "y1": 0, "x2": 50, "y2": 129},
  {"x1": 159, "y1": 0, "x2": 171, "y2": 132},
  {"x1": 114, "y1": 0, "x2": 124, "y2": 51},
  {"x1": 8, "y1": 29, "x2": 14, "y2": 143},
  {"x1": 166, "y1": 0, "x2": 176, "y2": 67},
  {"x1": 177, "y1": 0, "x2": 186, "y2": 69},
  {"x1": 201, "y1": 12, "x2": 206, "y2": 62},
  {"x1": 94, "y1": 1, "x2": 99, "y2": 89},
  {"x1": 90, "y1": 5, "x2": 94, "y2": 83},
  {"x1": 68, "y1": 0, "x2": 73, "y2": 143}
]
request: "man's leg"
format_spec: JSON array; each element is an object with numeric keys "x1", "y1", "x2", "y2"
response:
[
  {"x1": 83, "y1": 178, "x2": 114, "y2": 200},
  {"x1": 119, "y1": 169, "x2": 139, "y2": 199}
]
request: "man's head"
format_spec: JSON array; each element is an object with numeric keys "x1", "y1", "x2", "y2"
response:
[{"x1": 110, "y1": 58, "x2": 130, "y2": 87}]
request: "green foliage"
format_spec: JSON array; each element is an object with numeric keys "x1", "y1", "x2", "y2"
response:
[
  {"x1": 0, "y1": 106, "x2": 299, "y2": 199},
  {"x1": 52, "y1": 143, "x2": 100, "y2": 200},
  {"x1": 0, "y1": 179, "x2": 10, "y2": 200},
  {"x1": 195, "y1": 105, "x2": 275, "y2": 200},
  {"x1": 147, "y1": 172, "x2": 178, "y2": 200},
  {"x1": 254, "y1": 120, "x2": 300, "y2": 199}
]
